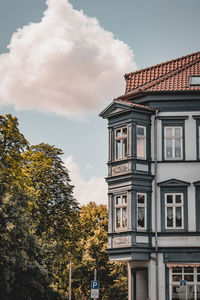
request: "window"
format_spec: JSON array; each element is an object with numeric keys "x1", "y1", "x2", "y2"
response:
[
  {"x1": 137, "y1": 193, "x2": 146, "y2": 230},
  {"x1": 115, "y1": 127, "x2": 128, "y2": 160},
  {"x1": 165, "y1": 193, "x2": 184, "y2": 229},
  {"x1": 115, "y1": 195, "x2": 127, "y2": 229},
  {"x1": 169, "y1": 266, "x2": 200, "y2": 300},
  {"x1": 164, "y1": 126, "x2": 183, "y2": 160},
  {"x1": 190, "y1": 76, "x2": 200, "y2": 86},
  {"x1": 137, "y1": 125, "x2": 146, "y2": 159}
]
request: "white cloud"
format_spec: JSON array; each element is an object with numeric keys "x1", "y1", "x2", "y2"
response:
[
  {"x1": 0, "y1": 0, "x2": 136, "y2": 118},
  {"x1": 64, "y1": 156, "x2": 107, "y2": 206}
]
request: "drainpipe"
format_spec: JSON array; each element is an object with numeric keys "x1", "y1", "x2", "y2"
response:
[{"x1": 154, "y1": 110, "x2": 159, "y2": 300}]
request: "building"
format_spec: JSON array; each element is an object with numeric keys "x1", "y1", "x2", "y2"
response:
[{"x1": 100, "y1": 51, "x2": 200, "y2": 300}]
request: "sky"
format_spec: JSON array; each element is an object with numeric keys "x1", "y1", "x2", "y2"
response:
[{"x1": 0, "y1": 0, "x2": 200, "y2": 205}]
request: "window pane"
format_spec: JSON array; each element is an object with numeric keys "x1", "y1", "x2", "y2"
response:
[
  {"x1": 197, "y1": 267, "x2": 200, "y2": 273},
  {"x1": 184, "y1": 274, "x2": 194, "y2": 281},
  {"x1": 138, "y1": 194, "x2": 145, "y2": 204},
  {"x1": 166, "y1": 139, "x2": 172, "y2": 158},
  {"x1": 116, "y1": 208, "x2": 121, "y2": 228},
  {"x1": 116, "y1": 129, "x2": 121, "y2": 137},
  {"x1": 138, "y1": 207, "x2": 145, "y2": 228},
  {"x1": 187, "y1": 285, "x2": 195, "y2": 299},
  {"x1": 175, "y1": 194, "x2": 182, "y2": 203},
  {"x1": 175, "y1": 207, "x2": 182, "y2": 227},
  {"x1": 122, "y1": 195, "x2": 127, "y2": 204},
  {"x1": 175, "y1": 139, "x2": 181, "y2": 158},
  {"x1": 173, "y1": 275, "x2": 182, "y2": 281},
  {"x1": 122, "y1": 208, "x2": 127, "y2": 227},
  {"x1": 122, "y1": 138, "x2": 127, "y2": 157},
  {"x1": 166, "y1": 127, "x2": 172, "y2": 137},
  {"x1": 137, "y1": 138, "x2": 145, "y2": 158},
  {"x1": 184, "y1": 267, "x2": 194, "y2": 273},
  {"x1": 173, "y1": 267, "x2": 182, "y2": 273},
  {"x1": 167, "y1": 207, "x2": 173, "y2": 227},
  {"x1": 172, "y1": 285, "x2": 186, "y2": 300},
  {"x1": 116, "y1": 196, "x2": 121, "y2": 205},
  {"x1": 122, "y1": 128, "x2": 127, "y2": 135},
  {"x1": 175, "y1": 127, "x2": 181, "y2": 137},
  {"x1": 116, "y1": 140, "x2": 121, "y2": 159},
  {"x1": 167, "y1": 194, "x2": 173, "y2": 203},
  {"x1": 137, "y1": 126, "x2": 144, "y2": 136}
]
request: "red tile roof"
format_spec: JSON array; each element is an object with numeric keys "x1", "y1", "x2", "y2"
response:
[{"x1": 125, "y1": 51, "x2": 200, "y2": 95}]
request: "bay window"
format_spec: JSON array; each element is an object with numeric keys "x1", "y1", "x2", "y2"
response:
[
  {"x1": 137, "y1": 125, "x2": 146, "y2": 159},
  {"x1": 115, "y1": 194, "x2": 128, "y2": 230},
  {"x1": 115, "y1": 127, "x2": 128, "y2": 160},
  {"x1": 137, "y1": 193, "x2": 146, "y2": 230}
]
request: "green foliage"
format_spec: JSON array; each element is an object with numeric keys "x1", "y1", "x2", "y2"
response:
[
  {"x1": 71, "y1": 202, "x2": 128, "y2": 300},
  {"x1": 0, "y1": 114, "x2": 28, "y2": 193},
  {"x1": 0, "y1": 192, "x2": 60, "y2": 300},
  {"x1": 0, "y1": 115, "x2": 128, "y2": 299}
]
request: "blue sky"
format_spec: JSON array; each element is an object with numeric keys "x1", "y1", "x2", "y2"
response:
[{"x1": 0, "y1": 0, "x2": 200, "y2": 205}]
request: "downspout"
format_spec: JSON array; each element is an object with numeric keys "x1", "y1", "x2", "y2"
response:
[{"x1": 154, "y1": 110, "x2": 159, "y2": 300}]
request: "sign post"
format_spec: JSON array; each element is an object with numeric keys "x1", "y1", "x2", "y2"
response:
[
  {"x1": 91, "y1": 269, "x2": 99, "y2": 299},
  {"x1": 180, "y1": 280, "x2": 187, "y2": 300}
]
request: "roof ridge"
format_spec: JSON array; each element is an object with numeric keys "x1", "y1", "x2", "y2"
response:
[
  {"x1": 124, "y1": 50, "x2": 200, "y2": 78},
  {"x1": 140, "y1": 55, "x2": 200, "y2": 92}
]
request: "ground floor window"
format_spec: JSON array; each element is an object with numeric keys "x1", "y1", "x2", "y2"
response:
[{"x1": 169, "y1": 265, "x2": 200, "y2": 300}]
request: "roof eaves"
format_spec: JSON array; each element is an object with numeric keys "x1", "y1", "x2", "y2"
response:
[{"x1": 115, "y1": 99, "x2": 156, "y2": 112}]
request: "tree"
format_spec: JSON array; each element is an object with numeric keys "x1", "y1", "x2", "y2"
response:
[
  {"x1": 0, "y1": 115, "x2": 79, "y2": 299},
  {"x1": 22, "y1": 143, "x2": 78, "y2": 239},
  {"x1": 71, "y1": 202, "x2": 128, "y2": 300},
  {"x1": 0, "y1": 191, "x2": 61, "y2": 300},
  {"x1": 0, "y1": 114, "x2": 28, "y2": 194}
]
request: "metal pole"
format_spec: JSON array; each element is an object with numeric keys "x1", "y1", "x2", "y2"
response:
[
  {"x1": 93, "y1": 269, "x2": 97, "y2": 300},
  {"x1": 154, "y1": 111, "x2": 159, "y2": 300},
  {"x1": 69, "y1": 260, "x2": 72, "y2": 300}
]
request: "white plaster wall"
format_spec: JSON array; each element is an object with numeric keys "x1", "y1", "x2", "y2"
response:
[
  {"x1": 158, "y1": 253, "x2": 166, "y2": 300},
  {"x1": 152, "y1": 235, "x2": 200, "y2": 247},
  {"x1": 155, "y1": 111, "x2": 199, "y2": 161},
  {"x1": 151, "y1": 111, "x2": 200, "y2": 233},
  {"x1": 149, "y1": 258, "x2": 156, "y2": 300}
]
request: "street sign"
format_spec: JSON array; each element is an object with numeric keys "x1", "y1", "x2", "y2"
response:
[
  {"x1": 180, "y1": 279, "x2": 187, "y2": 287},
  {"x1": 91, "y1": 280, "x2": 99, "y2": 299}
]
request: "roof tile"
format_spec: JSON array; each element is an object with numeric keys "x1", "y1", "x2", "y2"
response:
[{"x1": 125, "y1": 51, "x2": 200, "y2": 94}]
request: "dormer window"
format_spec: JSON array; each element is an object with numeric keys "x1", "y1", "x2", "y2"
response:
[
  {"x1": 115, "y1": 127, "x2": 128, "y2": 160},
  {"x1": 190, "y1": 76, "x2": 200, "y2": 86}
]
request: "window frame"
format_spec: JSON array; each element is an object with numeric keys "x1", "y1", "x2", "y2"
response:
[
  {"x1": 165, "y1": 193, "x2": 184, "y2": 230},
  {"x1": 137, "y1": 193, "x2": 147, "y2": 230},
  {"x1": 114, "y1": 194, "x2": 128, "y2": 231},
  {"x1": 159, "y1": 183, "x2": 188, "y2": 232},
  {"x1": 114, "y1": 126, "x2": 128, "y2": 161},
  {"x1": 169, "y1": 265, "x2": 200, "y2": 300},
  {"x1": 164, "y1": 126, "x2": 183, "y2": 160},
  {"x1": 162, "y1": 119, "x2": 185, "y2": 161},
  {"x1": 136, "y1": 125, "x2": 146, "y2": 160}
]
